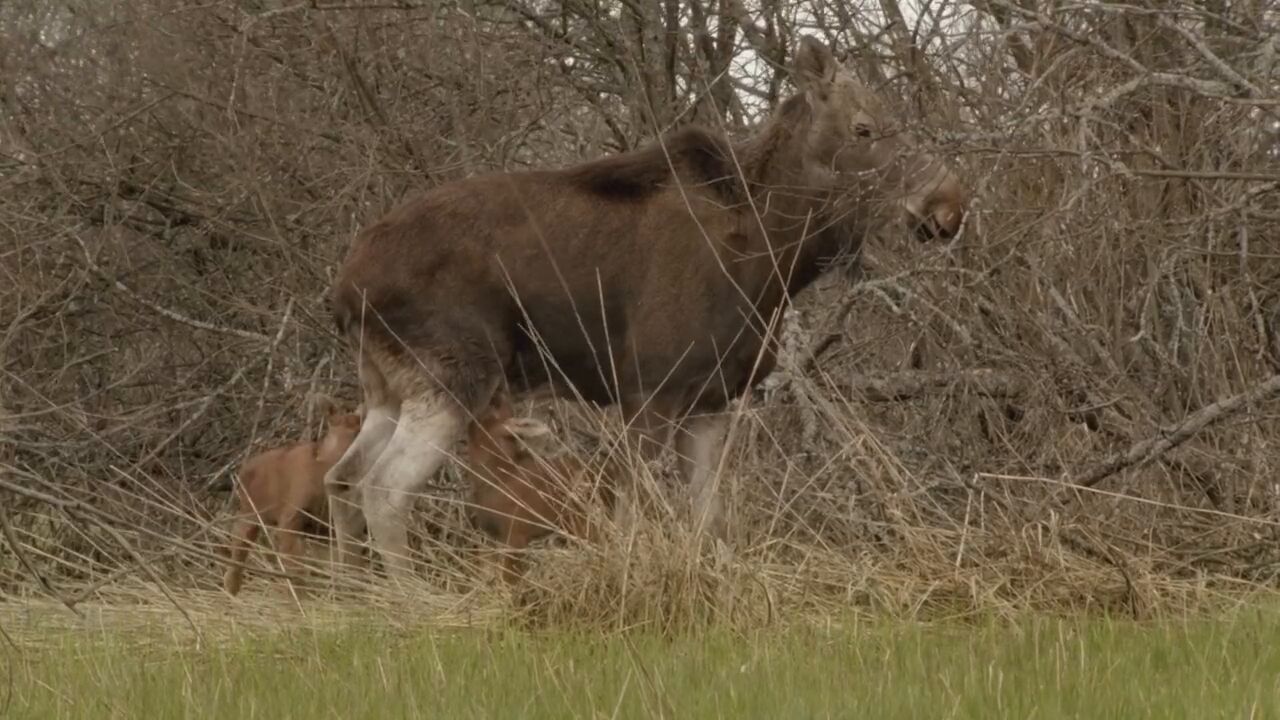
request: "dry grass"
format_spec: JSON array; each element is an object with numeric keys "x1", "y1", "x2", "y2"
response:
[{"x1": 7, "y1": 595, "x2": 1280, "y2": 719}]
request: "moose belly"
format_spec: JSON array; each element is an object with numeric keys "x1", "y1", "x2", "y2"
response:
[
  {"x1": 506, "y1": 330, "x2": 624, "y2": 405},
  {"x1": 506, "y1": 314, "x2": 776, "y2": 410}
]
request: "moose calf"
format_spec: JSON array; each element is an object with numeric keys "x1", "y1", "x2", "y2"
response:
[
  {"x1": 466, "y1": 392, "x2": 615, "y2": 585},
  {"x1": 222, "y1": 404, "x2": 361, "y2": 595}
]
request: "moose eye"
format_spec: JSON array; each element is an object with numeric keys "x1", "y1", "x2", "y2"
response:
[{"x1": 854, "y1": 123, "x2": 873, "y2": 138}]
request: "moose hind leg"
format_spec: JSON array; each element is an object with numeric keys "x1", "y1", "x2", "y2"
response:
[
  {"x1": 326, "y1": 354, "x2": 399, "y2": 567},
  {"x1": 325, "y1": 403, "x2": 397, "y2": 567},
  {"x1": 360, "y1": 395, "x2": 465, "y2": 581},
  {"x1": 326, "y1": 403, "x2": 398, "y2": 494}
]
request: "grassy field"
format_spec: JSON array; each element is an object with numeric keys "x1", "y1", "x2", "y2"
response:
[{"x1": 4, "y1": 600, "x2": 1279, "y2": 719}]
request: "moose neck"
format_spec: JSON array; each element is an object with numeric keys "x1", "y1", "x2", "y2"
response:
[{"x1": 732, "y1": 94, "x2": 866, "y2": 300}]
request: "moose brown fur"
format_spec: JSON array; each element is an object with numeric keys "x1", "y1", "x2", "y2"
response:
[
  {"x1": 223, "y1": 407, "x2": 362, "y2": 595},
  {"x1": 323, "y1": 36, "x2": 969, "y2": 577},
  {"x1": 466, "y1": 391, "x2": 616, "y2": 585}
]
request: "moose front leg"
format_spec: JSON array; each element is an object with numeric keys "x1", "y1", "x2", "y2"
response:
[
  {"x1": 615, "y1": 395, "x2": 680, "y2": 535},
  {"x1": 675, "y1": 411, "x2": 730, "y2": 541}
]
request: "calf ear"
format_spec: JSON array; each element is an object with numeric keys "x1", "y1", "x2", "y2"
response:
[
  {"x1": 503, "y1": 417, "x2": 553, "y2": 439},
  {"x1": 310, "y1": 393, "x2": 338, "y2": 419},
  {"x1": 793, "y1": 36, "x2": 839, "y2": 98}
]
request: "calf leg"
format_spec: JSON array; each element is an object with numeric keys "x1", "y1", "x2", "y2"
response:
[
  {"x1": 360, "y1": 396, "x2": 465, "y2": 581},
  {"x1": 500, "y1": 548, "x2": 530, "y2": 586},
  {"x1": 495, "y1": 523, "x2": 533, "y2": 586},
  {"x1": 675, "y1": 412, "x2": 731, "y2": 541},
  {"x1": 223, "y1": 520, "x2": 260, "y2": 596},
  {"x1": 274, "y1": 512, "x2": 310, "y2": 594},
  {"x1": 475, "y1": 541, "x2": 528, "y2": 588}
]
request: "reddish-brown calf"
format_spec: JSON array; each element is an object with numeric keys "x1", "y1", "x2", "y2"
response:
[
  {"x1": 222, "y1": 409, "x2": 361, "y2": 595},
  {"x1": 466, "y1": 393, "x2": 614, "y2": 585}
]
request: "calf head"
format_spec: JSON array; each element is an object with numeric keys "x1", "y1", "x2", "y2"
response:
[
  {"x1": 469, "y1": 392, "x2": 557, "y2": 463},
  {"x1": 318, "y1": 409, "x2": 361, "y2": 462}
]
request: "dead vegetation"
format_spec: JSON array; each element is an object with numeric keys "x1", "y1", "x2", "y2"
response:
[{"x1": 2, "y1": 0, "x2": 1279, "y2": 628}]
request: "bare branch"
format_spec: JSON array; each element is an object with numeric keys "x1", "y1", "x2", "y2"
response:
[
  {"x1": 834, "y1": 369, "x2": 1027, "y2": 402},
  {"x1": 1074, "y1": 374, "x2": 1280, "y2": 488},
  {"x1": 72, "y1": 233, "x2": 271, "y2": 344},
  {"x1": 0, "y1": 506, "x2": 82, "y2": 616}
]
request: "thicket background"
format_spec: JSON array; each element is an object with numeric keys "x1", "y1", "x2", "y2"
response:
[{"x1": 2, "y1": 0, "x2": 1279, "y2": 621}]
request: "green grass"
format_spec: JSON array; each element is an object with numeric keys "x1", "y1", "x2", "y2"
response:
[{"x1": 6, "y1": 605, "x2": 1280, "y2": 719}]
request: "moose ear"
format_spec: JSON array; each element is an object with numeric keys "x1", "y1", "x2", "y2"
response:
[
  {"x1": 503, "y1": 417, "x2": 553, "y2": 439},
  {"x1": 792, "y1": 36, "x2": 839, "y2": 97}
]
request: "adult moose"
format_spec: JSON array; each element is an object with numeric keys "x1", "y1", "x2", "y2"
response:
[{"x1": 324, "y1": 37, "x2": 967, "y2": 579}]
